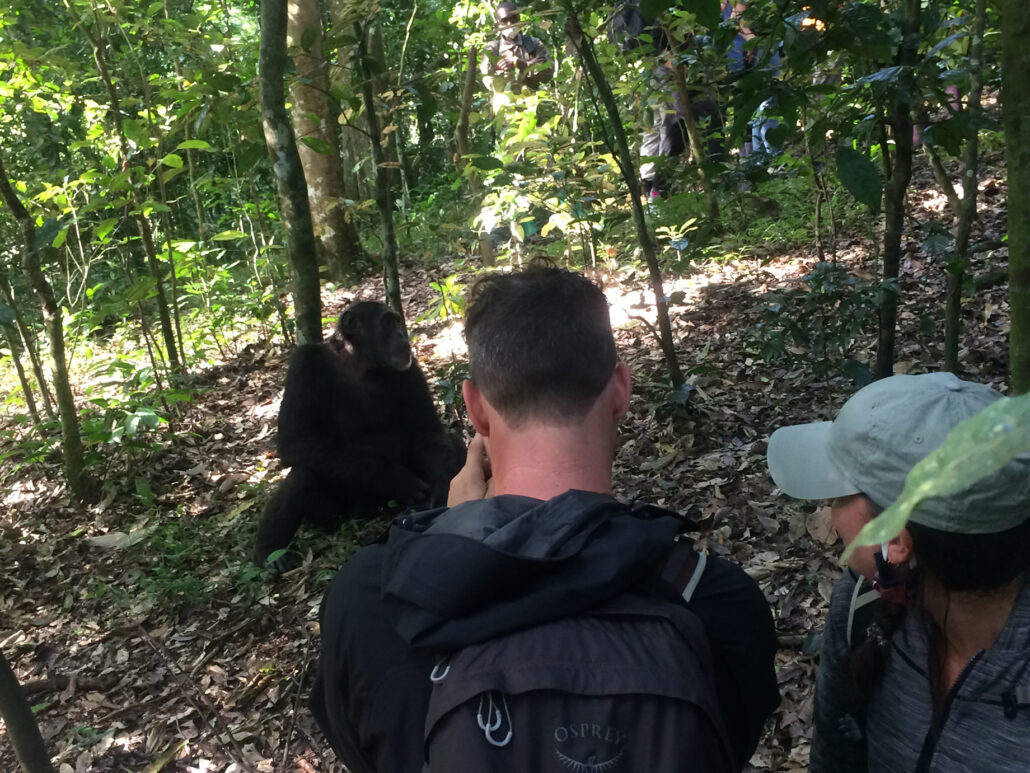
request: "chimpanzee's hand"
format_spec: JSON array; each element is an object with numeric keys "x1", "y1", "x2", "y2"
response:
[
  {"x1": 393, "y1": 470, "x2": 433, "y2": 506},
  {"x1": 447, "y1": 434, "x2": 493, "y2": 506},
  {"x1": 496, "y1": 56, "x2": 516, "y2": 73}
]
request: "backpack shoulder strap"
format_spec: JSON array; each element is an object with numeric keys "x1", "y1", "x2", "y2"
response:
[
  {"x1": 846, "y1": 573, "x2": 880, "y2": 649},
  {"x1": 661, "y1": 539, "x2": 707, "y2": 603}
]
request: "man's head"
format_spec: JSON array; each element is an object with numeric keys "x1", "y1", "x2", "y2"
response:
[
  {"x1": 463, "y1": 265, "x2": 620, "y2": 430},
  {"x1": 495, "y1": 2, "x2": 521, "y2": 39}
]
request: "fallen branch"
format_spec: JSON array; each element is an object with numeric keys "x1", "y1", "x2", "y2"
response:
[{"x1": 20, "y1": 675, "x2": 117, "y2": 698}]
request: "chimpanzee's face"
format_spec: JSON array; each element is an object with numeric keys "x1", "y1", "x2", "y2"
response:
[{"x1": 330, "y1": 301, "x2": 412, "y2": 371}]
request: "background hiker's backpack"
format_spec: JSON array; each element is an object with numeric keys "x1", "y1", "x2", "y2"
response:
[
  {"x1": 421, "y1": 541, "x2": 736, "y2": 773},
  {"x1": 607, "y1": 1, "x2": 668, "y2": 52}
]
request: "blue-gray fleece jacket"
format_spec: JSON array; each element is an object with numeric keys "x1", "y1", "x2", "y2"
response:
[{"x1": 812, "y1": 569, "x2": 1030, "y2": 773}]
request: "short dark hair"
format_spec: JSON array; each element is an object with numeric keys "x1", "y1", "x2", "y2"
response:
[
  {"x1": 495, "y1": 2, "x2": 518, "y2": 21},
  {"x1": 464, "y1": 265, "x2": 617, "y2": 427}
]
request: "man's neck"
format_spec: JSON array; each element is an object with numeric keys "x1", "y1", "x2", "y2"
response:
[{"x1": 489, "y1": 422, "x2": 615, "y2": 502}]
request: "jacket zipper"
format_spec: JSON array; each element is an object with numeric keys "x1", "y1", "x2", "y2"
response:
[{"x1": 914, "y1": 650, "x2": 985, "y2": 773}]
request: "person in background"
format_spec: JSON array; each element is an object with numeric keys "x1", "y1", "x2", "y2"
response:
[
  {"x1": 767, "y1": 373, "x2": 1030, "y2": 773},
  {"x1": 481, "y1": 2, "x2": 553, "y2": 101},
  {"x1": 724, "y1": 1, "x2": 780, "y2": 160}
]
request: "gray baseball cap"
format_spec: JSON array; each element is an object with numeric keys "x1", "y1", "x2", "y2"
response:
[{"x1": 767, "y1": 373, "x2": 1030, "y2": 534}]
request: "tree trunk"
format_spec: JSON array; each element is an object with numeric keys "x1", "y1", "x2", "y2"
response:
[
  {"x1": 0, "y1": 651, "x2": 54, "y2": 773},
  {"x1": 455, "y1": 44, "x2": 495, "y2": 267},
  {"x1": 0, "y1": 153, "x2": 93, "y2": 501},
  {"x1": 369, "y1": 21, "x2": 399, "y2": 198},
  {"x1": 260, "y1": 0, "x2": 323, "y2": 344},
  {"x1": 668, "y1": 57, "x2": 718, "y2": 223},
  {"x1": 287, "y1": 0, "x2": 366, "y2": 282},
  {"x1": 2, "y1": 325, "x2": 41, "y2": 426},
  {"x1": 134, "y1": 213, "x2": 183, "y2": 374},
  {"x1": 564, "y1": 8, "x2": 683, "y2": 389},
  {"x1": 944, "y1": 0, "x2": 987, "y2": 373},
  {"x1": 1003, "y1": 0, "x2": 1030, "y2": 394},
  {"x1": 0, "y1": 271, "x2": 54, "y2": 418},
  {"x1": 324, "y1": 0, "x2": 366, "y2": 204},
  {"x1": 874, "y1": 0, "x2": 920, "y2": 381},
  {"x1": 356, "y1": 20, "x2": 405, "y2": 325}
]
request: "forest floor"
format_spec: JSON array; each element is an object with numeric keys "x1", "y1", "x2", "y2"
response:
[{"x1": 0, "y1": 154, "x2": 1014, "y2": 773}]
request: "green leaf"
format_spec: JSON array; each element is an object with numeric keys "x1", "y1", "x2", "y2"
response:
[
  {"x1": 836, "y1": 146, "x2": 881, "y2": 213},
  {"x1": 857, "y1": 66, "x2": 905, "y2": 86},
  {"x1": 300, "y1": 136, "x2": 333, "y2": 155},
  {"x1": 52, "y1": 226, "x2": 69, "y2": 249},
  {"x1": 211, "y1": 230, "x2": 247, "y2": 241},
  {"x1": 682, "y1": 0, "x2": 722, "y2": 30},
  {"x1": 843, "y1": 393, "x2": 1030, "y2": 563},
  {"x1": 470, "y1": 155, "x2": 504, "y2": 171},
  {"x1": 134, "y1": 476, "x2": 153, "y2": 502},
  {"x1": 122, "y1": 119, "x2": 146, "y2": 147},
  {"x1": 96, "y1": 218, "x2": 119, "y2": 241},
  {"x1": 160, "y1": 153, "x2": 184, "y2": 169},
  {"x1": 176, "y1": 139, "x2": 213, "y2": 151},
  {"x1": 161, "y1": 166, "x2": 188, "y2": 185},
  {"x1": 640, "y1": 0, "x2": 665, "y2": 18}
]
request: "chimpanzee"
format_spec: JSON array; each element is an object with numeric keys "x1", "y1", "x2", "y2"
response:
[{"x1": 253, "y1": 301, "x2": 464, "y2": 569}]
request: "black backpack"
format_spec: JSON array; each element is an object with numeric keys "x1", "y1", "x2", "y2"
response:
[
  {"x1": 607, "y1": 1, "x2": 669, "y2": 52},
  {"x1": 421, "y1": 542, "x2": 737, "y2": 773}
]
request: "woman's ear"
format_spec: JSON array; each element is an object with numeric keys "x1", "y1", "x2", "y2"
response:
[{"x1": 886, "y1": 528, "x2": 914, "y2": 566}]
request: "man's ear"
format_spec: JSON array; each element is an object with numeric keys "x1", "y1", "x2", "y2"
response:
[
  {"x1": 462, "y1": 380, "x2": 490, "y2": 437},
  {"x1": 611, "y1": 361, "x2": 631, "y2": 420},
  {"x1": 886, "y1": 528, "x2": 914, "y2": 566}
]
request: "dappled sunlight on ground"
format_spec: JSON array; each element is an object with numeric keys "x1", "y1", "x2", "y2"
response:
[
  {"x1": 416, "y1": 317, "x2": 466, "y2": 361},
  {"x1": 606, "y1": 282, "x2": 656, "y2": 329},
  {"x1": 2, "y1": 477, "x2": 51, "y2": 509}
]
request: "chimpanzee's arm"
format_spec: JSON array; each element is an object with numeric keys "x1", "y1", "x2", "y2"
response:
[
  {"x1": 281, "y1": 436, "x2": 431, "y2": 503},
  {"x1": 408, "y1": 432, "x2": 466, "y2": 507},
  {"x1": 276, "y1": 343, "x2": 343, "y2": 466}
]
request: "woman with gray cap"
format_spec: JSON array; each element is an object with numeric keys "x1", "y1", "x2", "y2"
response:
[{"x1": 767, "y1": 373, "x2": 1030, "y2": 773}]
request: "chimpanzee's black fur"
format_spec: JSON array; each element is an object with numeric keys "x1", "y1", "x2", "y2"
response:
[{"x1": 253, "y1": 301, "x2": 464, "y2": 569}]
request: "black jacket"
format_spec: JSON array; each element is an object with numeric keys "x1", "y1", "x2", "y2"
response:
[{"x1": 310, "y1": 491, "x2": 779, "y2": 772}]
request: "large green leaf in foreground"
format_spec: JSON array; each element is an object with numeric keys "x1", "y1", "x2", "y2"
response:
[{"x1": 842, "y1": 392, "x2": 1030, "y2": 562}]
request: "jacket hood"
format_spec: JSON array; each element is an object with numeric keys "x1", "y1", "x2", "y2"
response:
[{"x1": 380, "y1": 490, "x2": 687, "y2": 649}]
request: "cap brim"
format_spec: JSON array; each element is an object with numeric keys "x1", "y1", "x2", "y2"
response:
[{"x1": 767, "y1": 422, "x2": 861, "y2": 500}]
